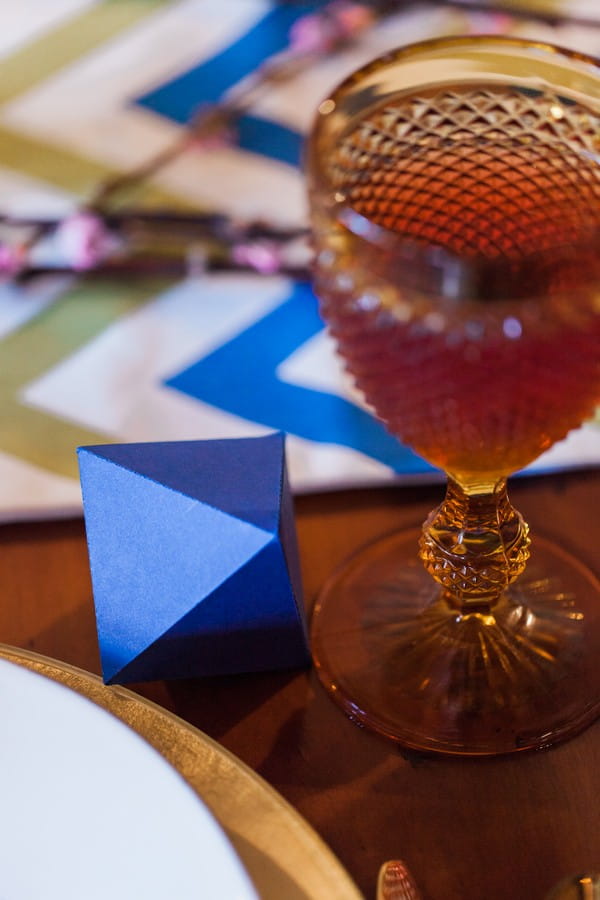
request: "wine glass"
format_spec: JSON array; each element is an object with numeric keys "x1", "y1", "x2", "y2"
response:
[{"x1": 306, "y1": 35, "x2": 600, "y2": 755}]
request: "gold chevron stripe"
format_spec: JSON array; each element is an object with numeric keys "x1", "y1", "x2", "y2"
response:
[
  {"x1": 1, "y1": 277, "x2": 172, "y2": 476},
  {"x1": 0, "y1": 124, "x2": 183, "y2": 207},
  {"x1": 0, "y1": 0, "x2": 172, "y2": 106}
]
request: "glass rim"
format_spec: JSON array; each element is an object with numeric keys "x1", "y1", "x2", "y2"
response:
[
  {"x1": 320, "y1": 33, "x2": 600, "y2": 104},
  {"x1": 306, "y1": 34, "x2": 600, "y2": 265},
  {"x1": 307, "y1": 33, "x2": 600, "y2": 186}
]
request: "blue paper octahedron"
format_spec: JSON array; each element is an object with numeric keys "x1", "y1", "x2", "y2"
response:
[{"x1": 77, "y1": 433, "x2": 310, "y2": 684}]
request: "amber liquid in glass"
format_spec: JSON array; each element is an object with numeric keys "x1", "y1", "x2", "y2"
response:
[
  {"x1": 315, "y1": 84, "x2": 600, "y2": 483},
  {"x1": 309, "y1": 41, "x2": 600, "y2": 756}
]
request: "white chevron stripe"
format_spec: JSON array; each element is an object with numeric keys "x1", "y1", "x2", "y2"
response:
[
  {"x1": 0, "y1": 0, "x2": 305, "y2": 217},
  {"x1": 19, "y1": 273, "x2": 399, "y2": 491},
  {"x1": 21, "y1": 274, "x2": 289, "y2": 435},
  {"x1": 0, "y1": 450, "x2": 82, "y2": 521},
  {"x1": 1, "y1": 0, "x2": 270, "y2": 162},
  {"x1": 0, "y1": 0, "x2": 94, "y2": 60},
  {"x1": 0, "y1": 278, "x2": 71, "y2": 340},
  {"x1": 0, "y1": 164, "x2": 75, "y2": 216}
]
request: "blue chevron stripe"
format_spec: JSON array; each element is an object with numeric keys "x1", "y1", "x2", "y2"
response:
[
  {"x1": 236, "y1": 114, "x2": 302, "y2": 167},
  {"x1": 165, "y1": 282, "x2": 434, "y2": 475},
  {"x1": 135, "y1": 3, "x2": 315, "y2": 165}
]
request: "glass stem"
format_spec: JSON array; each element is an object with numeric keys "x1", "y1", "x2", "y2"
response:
[{"x1": 419, "y1": 477, "x2": 531, "y2": 614}]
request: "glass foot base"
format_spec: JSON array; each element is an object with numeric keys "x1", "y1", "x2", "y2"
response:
[{"x1": 311, "y1": 529, "x2": 600, "y2": 756}]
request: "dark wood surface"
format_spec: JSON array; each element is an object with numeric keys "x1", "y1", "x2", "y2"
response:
[{"x1": 1, "y1": 469, "x2": 599, "y2": 900}]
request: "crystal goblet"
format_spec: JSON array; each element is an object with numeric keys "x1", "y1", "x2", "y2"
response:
[{"x1": 307, "y1": 36, "x2": 600, "y2": 755}]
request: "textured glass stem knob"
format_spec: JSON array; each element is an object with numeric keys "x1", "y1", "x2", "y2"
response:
[{"x1": 419, "y1": 479, "x2": 531, "y2": 610}]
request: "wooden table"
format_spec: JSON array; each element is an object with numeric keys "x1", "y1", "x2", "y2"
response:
[{"x1": 1, "y1": 469, "x2": 599, "y2": 900}]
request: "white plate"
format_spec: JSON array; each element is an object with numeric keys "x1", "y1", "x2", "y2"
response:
[{"x1": 0, "y1": 658, "x2": 258, "y2": 900}]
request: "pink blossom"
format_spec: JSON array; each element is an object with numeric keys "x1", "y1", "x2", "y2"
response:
[
  {"x1": 0, "y1": 243, "x2": 24, "y2": 276},
  {"x1": 467, "y1": 12, "x2": 513, "y2": 35},
  {"x1": 190, "y1": 104, "x2": 237, "y2": 152},
  {"x1": 290, "y1": 2, "x2": 373, "y2": 55},
  {"x1": 190, "y1": 126, "x2": 236, "y2": 152},
  {"x1": 289, "y1": 13, "x2": 333, "y2": 54},
  {"x1": 232, "y1": 241, "x2": 281, "y2": 275},
  {"x1": 55, "y1": 211, "x2": 110, "y2": 271},
  {"x1": 333, "y1": 2, "x2": 375, "y2": 37}
]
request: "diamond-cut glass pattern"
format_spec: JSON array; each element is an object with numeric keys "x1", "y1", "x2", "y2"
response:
[
  {"x1": 316, "y1": 83, "x2": 600, "y2": 480},
  {"x1": 330, "y1": 86, "x2": 600, "y2": 261}
]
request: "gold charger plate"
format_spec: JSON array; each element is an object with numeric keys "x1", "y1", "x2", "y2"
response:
[{"x1": 0, "y1": 644, "x2": 362, "y2": 900}]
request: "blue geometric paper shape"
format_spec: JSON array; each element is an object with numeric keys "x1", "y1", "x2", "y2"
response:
[{"x1": 77, "y1": 433, "x2": 309, "y2": 684}]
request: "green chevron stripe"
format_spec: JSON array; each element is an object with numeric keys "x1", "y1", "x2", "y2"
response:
[
  {"x1": 1, "y1": 277, "x2": 172, "y2": 477},
  {"x1": 0, "y1": 125, "x2": 187, "y2": 208},
  {"x1": 0, "y1": 0, "x2": 172, "y2": 106},
  {"x1": 0, "y1": 0, "x2": 191, "y2": 209},
  {"x1": 1, "y1": 402, "x2": 108, "y2": 475}
]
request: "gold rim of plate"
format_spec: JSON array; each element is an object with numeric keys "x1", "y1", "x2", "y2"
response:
[{"x1": 0, "y1": 644, "x2": 362, "y2": 900}]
